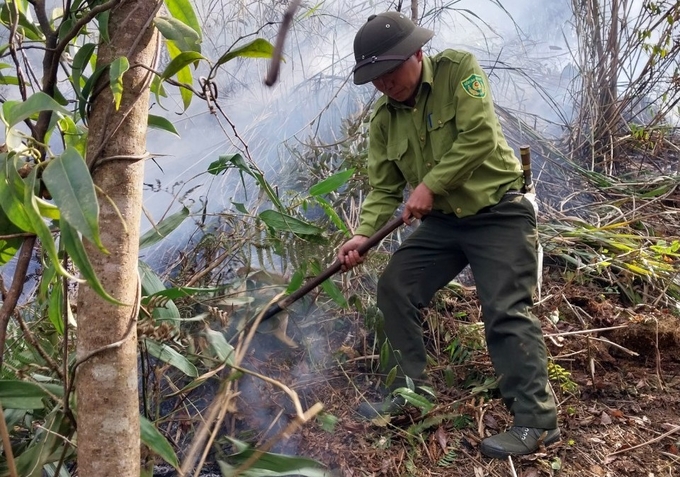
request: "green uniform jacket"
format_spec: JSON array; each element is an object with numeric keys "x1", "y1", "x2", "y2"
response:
[{"x1": 355, "y1": 49, "x2": 525, "y2": 237}]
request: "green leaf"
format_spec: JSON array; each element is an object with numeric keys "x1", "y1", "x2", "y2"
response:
[
  {"x1": 144, "y1": 339, "x2": 198, "y2": 377},
  {"x1": 0, "y1": 155, "x2": 34, "y2": 232},
  {"x1": 97, "y1": 9, "x2": 110, "y2": 43},
  {"x1": 2, "y1": 92, "x2": 69, "y2": 127},
  {"x1": 310, "y1": 260, "x2": 347, "y2": 308},
  {"x1": 57, "y1": 116, "x2": 88, "y2": 158},
  {"x1": 47, "y1": 280, "x2": 65, "y2": 335},
  {"x1": 43, "y1": 147, "x2": 105, "y2": 251},
  {"x1": 393, "y1": 387, "x2": 434, "y2": 415},
  {"x1": 13, "y1": 409, "x2": 73, "y2": 476},
  {"x1": 161, "y1": 50, "x2": 203, "y2": 81},
  {"x1": 0, "y1": 236, "x2": 21, "y2": 265},
  {"x1": 259, "y1": 210, "x2": 322, "y2": 236},
  {"x1": 140, "y1": 415, "x2": 179, "y2": 469},
  {"x1": 39, "y1": 262, "x2": 58, "y2": 303},
  {"x1": 0, "y1": 73, "x2": 20, "y2": 85},
  {"x1": 0, "y1": 4, "x2": 43, "y2": 41},
  {"x1": 24, "y1": 168, "x2": 77, "y2": 280},
  {"x1": 139, "y1": 206, "x2": 189, "y2": 249},
  {"x1": 232, "y1": 202, "x2": 248, "y2": 214},
  {"x1": 215, "y1": 38, "x2": 275, "y2": 68},
  {"x1": 385, "y1": 366, "x2": 397, "y2": 388},
  {"x1": 202, "y1": 325, "x2": 235, "y2": 364},
  {"x1": 379, "y1": 341, "x2": 390, "y2": 370},
  {"x1": 0, "y1": 380, "x2": 64, "y2": 406},
  {"x1": 154, "y1": 16, "x2": 201, "y2": 53},
  {"x1": 0, "y1": 191, "x2": 23, "y2": 265},
  {"x1": 79, "y1": 64, "x2": 107, "y2": 123},
  {"x1": 314, "y1": 196, "x2": 350, "y2": 236},
  {"x1": 150, "y1": 75, "x2": 168, "y2": 102},
  {"x1": 208, "y1": 154, "x2": 286, "y2": 211},
  {"x1": 57, "y1": 14, "x2": 77, "y2": 45},
  {"x1": 2, "y1": 396, "x2": 45, "y2": 410},
  {"x1": 60, "y1": 219, "x2": 124, "y2": 305},
  {"x1": 34, "y1": 196, "x2": 60, "y2": 221},
  {"x1": 109, "y1": 57, "x2": 129, "y2": 110},
  {"x1": 163, "y1": 0, "x2": 202, "y2": 40},
  {"x1": 218, "y1": 437, "x2": 330, "y2": 476},
  {"x1": 148, "y1": 114, "x2": 179, "y2": 137},
  {"x1": 164, "y1": 43, "x2": 200, "y2": 110},
  {"x1": 207, "y1": 153, "x2": 246, "y2": 176},
  {"x1": 139, "y1": 260, "x2": 180, "y2": 322},
  {"x1": 309, "y1": 169, "x2": 354, "y2": 196},
  {"x1": 141, "y1": 285, "x2": 223, "y2": 304},
  {"x1": 285, "y1": 269, "x2": 305, "y2": 294}
]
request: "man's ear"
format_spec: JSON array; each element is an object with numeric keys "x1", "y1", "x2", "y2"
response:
[{"x1": 414, "y1": 49, "x2": 423, "y2": 61}]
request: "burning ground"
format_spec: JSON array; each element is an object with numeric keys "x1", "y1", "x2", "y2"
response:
[
  {"x1": 202, "y1": 162, "x2": 680, "y2": 476},
  {"x1": 220, "y1": 269, "x2": 679, "y2": 477}
]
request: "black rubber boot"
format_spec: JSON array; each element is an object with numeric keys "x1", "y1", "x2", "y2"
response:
[{"x1": 480, "y1": 427, "x2": 561, "y2": 458}]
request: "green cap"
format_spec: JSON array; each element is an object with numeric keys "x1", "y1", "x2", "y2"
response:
[{"x1": 352, "y1": 11, "x2": 434, "y2": 85}]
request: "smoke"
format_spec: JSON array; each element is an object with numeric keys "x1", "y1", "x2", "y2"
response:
[{"x1": 141, "y1": 0, "x2": 578, "y2": 264}]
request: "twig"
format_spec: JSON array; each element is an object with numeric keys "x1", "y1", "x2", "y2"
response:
[
  {"x1": 654, "y1": 317, "x2": 664, "y2": 389},
  {"x1": 182, "y1": 292, "x2": 323, "y2": 477},
  {"x1": 264, "y1": 0, "x2": 301, "y2": 86},
  {"x1": 184, "y1": 378, "x2": 237, "y2": 477},
  {"x1": 0, "y1": 236, "x2": 36, "y2": 369},
  {"x1": 543, "y1": 325, "x2": 628, "y2": 337},
  {"x1": 14, "y1": 311, "x2": 65, "y2": 380},
  {"x1": 606, "y1": 424, "x2": 680, "y2": 458},
  {"x1": 586, "y1": 335, "x2": 639, "y2": 357},
  {"x1": 231, "y1": 403, "x2": 324, "y2": 476},
  {"x1": 226, "y1": 363, "x2": 306, "y2": 419},
  {"x1": 0, "y1": 402, "x2": 18, "y2": 477},
  {"x1": 507, "y1": 456, "x2": 518, "y2": 477},
  {"x1": 343, "y1": 354, "x2": 379, "y2": 364}
]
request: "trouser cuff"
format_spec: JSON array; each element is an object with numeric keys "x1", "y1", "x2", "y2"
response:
[{"x1": 513, "y1": 413, "x2": 558, "y2": 429}]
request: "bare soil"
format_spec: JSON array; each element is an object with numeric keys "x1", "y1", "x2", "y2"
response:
[{"x1": 229, "y1": 274, "x2": 680, "y2": 477}]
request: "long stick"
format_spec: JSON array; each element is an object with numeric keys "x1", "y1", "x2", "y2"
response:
[
  {"x1": 259, "y1": 216, "x2": 405, "y2": 321},
  {"x1": 0, "y1": 402, "x2": 18, "y2": 477}
]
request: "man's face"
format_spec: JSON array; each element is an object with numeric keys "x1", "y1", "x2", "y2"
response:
[{"x1": 371, "y1": 50, "x2": 423, "y2": 103}]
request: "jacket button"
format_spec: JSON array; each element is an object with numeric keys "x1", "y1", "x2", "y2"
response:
[
  {"x1": 420, "y1": 136, "x2": 424, "y2": 141},
  {"x1": 426, "y1": 162, "x2": 431, "y2": 167},
  {"x1": 456, "y1": 207, "x2": 462, "y2": 214}
]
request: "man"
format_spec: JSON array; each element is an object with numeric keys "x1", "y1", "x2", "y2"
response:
[{"x1": 338, "y1": 11, "x2": 560, "y2": 459}]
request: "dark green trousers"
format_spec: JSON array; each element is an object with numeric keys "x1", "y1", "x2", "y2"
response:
[{"x1": 376, "y1": 193, "x2": 558, "y2": 429}]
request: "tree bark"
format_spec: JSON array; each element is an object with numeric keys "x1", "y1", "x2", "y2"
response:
[{"x1": 75, "y1": 1, "x2": 159, "y2": 476}]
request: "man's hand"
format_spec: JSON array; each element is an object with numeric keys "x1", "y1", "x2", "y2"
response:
[
  {"x1": 403, "y1": 182, "x2": 434, "y2": 224},
  {"x1": 338, "y1": 235, "x2": 370, "y2": 272}
]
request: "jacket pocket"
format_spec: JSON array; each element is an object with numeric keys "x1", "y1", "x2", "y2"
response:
[
  {"x1": 427, "y1": 101, "x2": 457, "y2": 160},
  {"x1": 385, "y1": 136, "x2": 414, "y2": 178}
]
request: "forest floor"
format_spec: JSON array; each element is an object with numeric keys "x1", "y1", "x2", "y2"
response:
[{"x1": 225, "y1": 268, "x2": 680, "y2": 477}]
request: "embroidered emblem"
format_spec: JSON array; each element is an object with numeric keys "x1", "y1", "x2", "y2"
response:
[{"x1": 461, "y1": 74, "x2": 486, "y2": 98}]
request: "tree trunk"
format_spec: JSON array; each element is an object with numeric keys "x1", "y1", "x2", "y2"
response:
[{"x1": 75, "y1": 1, "x2": 159, "y2": 476}]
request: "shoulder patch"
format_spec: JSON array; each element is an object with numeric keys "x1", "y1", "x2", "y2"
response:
[{"x1": 461, "y1": 74, "x2": 486, "y2": 98}]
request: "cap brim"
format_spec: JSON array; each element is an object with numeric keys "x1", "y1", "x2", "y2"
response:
[
  {"x1": 353, "y1": 60, "x2": 405, "y2": 85},
  {"x1": 353, "y1": 26, "x2": 434, "y2": 85}
]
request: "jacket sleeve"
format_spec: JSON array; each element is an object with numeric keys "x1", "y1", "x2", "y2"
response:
[
  {"x1": 422, "y1": 53, "x2": 500, "y2": 196},
  {"x1": 355, "y1": 114, "x2": 406, "y2": 237}
]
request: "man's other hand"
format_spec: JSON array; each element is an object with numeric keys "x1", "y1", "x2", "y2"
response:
[
  {"x1": 403, "y1": 182, "x2": 434, "y2": 223},
  {"x1": 338, "y1": 235, "x2": 370, "y2": 271}
]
